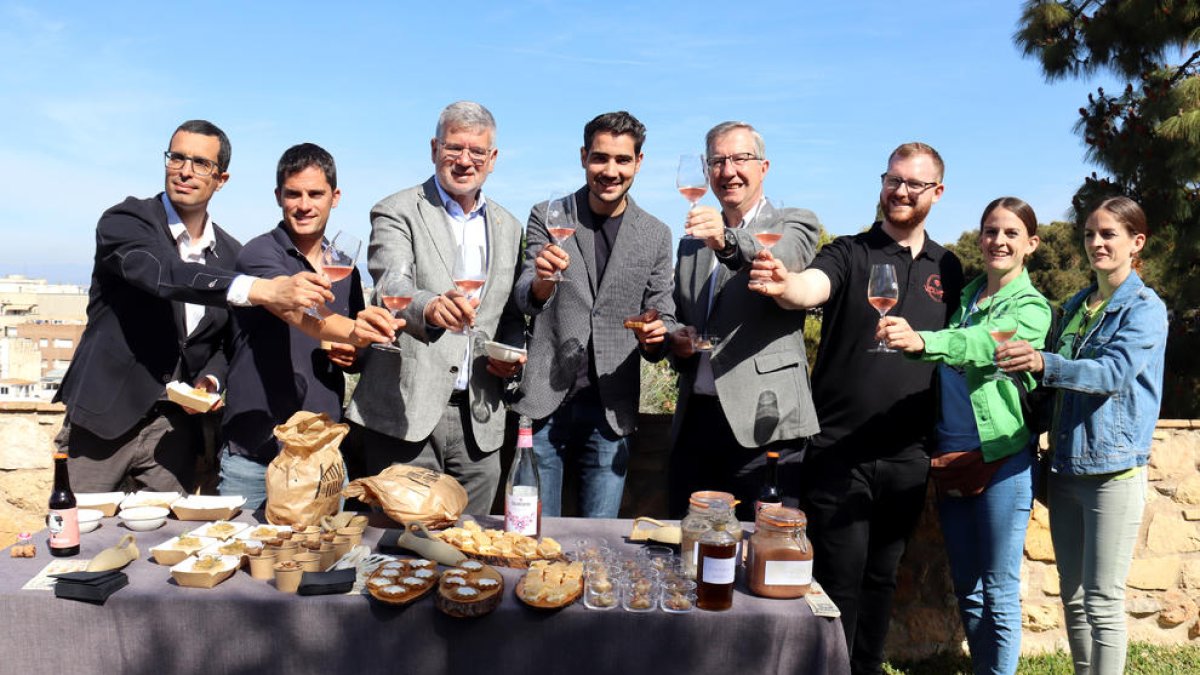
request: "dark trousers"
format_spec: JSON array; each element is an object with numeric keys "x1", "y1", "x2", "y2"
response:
[
  {"x1": 668, "y1": 394, "x2": 806, "y2": 522},
  {"x1": 801, "y1": 448, "x2": 930, "y2": 675},
  {"x1": 57, "y1": 405, "x2": 201, "y2": 493}
]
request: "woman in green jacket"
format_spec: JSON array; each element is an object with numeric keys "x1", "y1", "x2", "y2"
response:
[{"x1": 877, "y1": 196, "x2": 1051, "y2": 675}]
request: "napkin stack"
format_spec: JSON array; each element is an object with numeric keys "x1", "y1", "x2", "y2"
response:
[{"x1": 51, "y1": 570, "x2": 129, "y2": 604}]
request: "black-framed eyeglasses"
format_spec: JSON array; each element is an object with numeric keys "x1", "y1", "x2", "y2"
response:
[
  {"x1": 707, "y1": 153, "x2": 762, "y2": 170},
  {"x1": 438, "y1": 140, "x2": 493, "y2": 165},
  {"x1": 881, "y1": 173, "x2": 939, "y2": 194},
  {"x1": 164, "y1": 151, "x2": 220, "y2": 177}
]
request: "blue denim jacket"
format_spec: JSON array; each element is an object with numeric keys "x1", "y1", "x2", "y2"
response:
[{"x1": 1041, "y1": 272, "x2": 1167, "y2": 475}]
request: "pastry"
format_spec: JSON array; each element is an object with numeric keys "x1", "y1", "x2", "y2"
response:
[{"x1": 435, "y1": 561, "x2": 504, "y2": 618}]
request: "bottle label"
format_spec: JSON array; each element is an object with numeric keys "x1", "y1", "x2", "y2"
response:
[
  {"x1": 505, "y1": 492, "x2": 538, "y2": 536},
  {"x1": 47, "y1": 507, "x2": 79, "y2": 548},
  {"x1": 764, "y1": 559, "x2": 813, "y2": 586},
  {"x1": 701, "y1": 555, "x2": 736, "y2": 585}
]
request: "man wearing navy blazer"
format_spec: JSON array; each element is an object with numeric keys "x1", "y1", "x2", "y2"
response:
[
  {"x1": 513, "y1": 111, "x2": 675, "y2": 518},
  {"x1": 56, "y1": 120, "x2": 333, "y2": 493}
]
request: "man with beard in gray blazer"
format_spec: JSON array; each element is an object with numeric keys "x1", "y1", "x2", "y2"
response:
[
  {"x1": 512, "y1": 111, "x2": 674, "y2": 518},
  {"x1": 666, "y1": 121, "x2": 821, "y2": 522},
  {"x1": 345, "y1": 102, "x2": 526, "y2": 515}
]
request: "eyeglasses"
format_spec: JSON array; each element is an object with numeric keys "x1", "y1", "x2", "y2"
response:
[
  {"x1": 164, "y1": 151, "x2": 220, "y2": 177},
  {"x1": 707, "y1": 153, "x2": 762, "y2": 170},
  {"x1": 881, "y1": 173, "x2": 939, "y2": 195},
  {"x1": 438, "y1": 140, "x2": 493, "y2": 165}
]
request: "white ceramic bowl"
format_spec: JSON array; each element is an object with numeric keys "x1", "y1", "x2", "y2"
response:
[
  {"x1": 77, "y1": 508, "x2": 104, "y2": 533},
  {"x1": 483, "y1": 340, "x2": 527, "y2": 363},
  {"x1": 119, "y1": 506, "x2": 170, "y2": 531}
]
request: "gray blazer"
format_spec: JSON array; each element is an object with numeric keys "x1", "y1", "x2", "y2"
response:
[
  {"x1": 512, "y1": 187, "x2": 675, "y2": 436},
  {"x1": 670, "y1": 203, "x2": 821, "y2": 448},
  {"x1": 345, "y1": 178, "x2": 525, "y2": 452}
]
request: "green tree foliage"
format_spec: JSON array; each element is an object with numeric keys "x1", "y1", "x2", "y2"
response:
[{"x1": 1015, "y1": 0, "x2": 1200, "y2": 306}]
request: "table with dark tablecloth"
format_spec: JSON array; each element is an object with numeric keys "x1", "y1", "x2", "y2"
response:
[{"x1": 0, "y1": 514, "x2": 849, "y2": 675}]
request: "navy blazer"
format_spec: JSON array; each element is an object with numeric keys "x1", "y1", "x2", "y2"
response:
[{"x1": 57, "y1": 194, "x2": 241, "y2": 439}]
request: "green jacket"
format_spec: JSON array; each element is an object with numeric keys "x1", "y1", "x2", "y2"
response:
[{"x1": 917, "y1": 270, "x2": 1052, "y2": 462}]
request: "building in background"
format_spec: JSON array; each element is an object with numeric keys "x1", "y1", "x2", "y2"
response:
[{"x1": 0, "y1": 275, "x2": 87, "y2": 401}]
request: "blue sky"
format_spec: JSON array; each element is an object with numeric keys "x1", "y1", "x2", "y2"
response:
[{"x1": 0, "y1": 1, "x2": 1116, "y2": 284}]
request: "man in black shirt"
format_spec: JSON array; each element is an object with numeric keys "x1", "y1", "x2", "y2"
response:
[
  {"x1": 219, "y1": 143, "x2": 398, "y2": 509},
  {"x1": 751, "y1": 142, "x2": 964, "y2": 675}
]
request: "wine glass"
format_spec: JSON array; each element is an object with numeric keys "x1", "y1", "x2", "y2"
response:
[
  {"x1": 867, "y1": 263, "x2": 899, "y2": 353},
  {"x1": 677, "y1": 154, "x2": 708, "y2": 239},
  {"x1": 452, "y1": 243, "x2": 487, "y2": 336},
  {"x1": 305, "y1": 230, "x2": 361, "y2": 320},
  {"x1": 986, "y1": 301, "x2": 1019, "y2": 381},
  {"x1": 371, "y1": 262, "x2": 414, "y2": 354},
  {"x1": 545, "y1": 192, "x2": 576, "y2": 282}
]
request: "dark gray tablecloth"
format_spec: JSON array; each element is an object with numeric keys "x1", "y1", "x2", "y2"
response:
[{"x1": 0, "y1": 514, "x2": 849, "y2": 675}]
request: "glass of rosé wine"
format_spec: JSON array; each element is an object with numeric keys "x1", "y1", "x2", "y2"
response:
[
  {"x1": 677, "y1": 154, "x2": 707, "y2": 239},
  {"x1": 371, "y1": 263, "x2": 414, "y2": 354},
  {"x1": 867, "y1": 263, "x2": 899, "y2": 353},
  {"x1": 544, "y1": 193, "x2": 575, "y2": 282},
  {"x1": 305, "y1": 230, "x2": 361, "y2": 320},
  {"x1": 986, "y1": 302, "x2": 1019, "y2": 381}
]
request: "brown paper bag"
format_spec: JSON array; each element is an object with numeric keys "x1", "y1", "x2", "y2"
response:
[
  {"x1": 265, "y1": 411, "x2": 348, "y2": 527},
  {"x1": 342, "y1": 465, "x2": 467, "y2": 529}
]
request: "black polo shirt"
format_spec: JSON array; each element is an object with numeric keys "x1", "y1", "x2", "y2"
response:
[
  {"x1": 222, "y1": 224, "x2": 365, "y2": 463},
  {"x1": 808, "y1": 222, "x2": 964, "y2": 459}
]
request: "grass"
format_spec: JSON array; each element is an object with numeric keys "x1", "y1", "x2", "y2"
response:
[{"x1": 882, "y1": 643, "x2": 1200, "y2": 674}]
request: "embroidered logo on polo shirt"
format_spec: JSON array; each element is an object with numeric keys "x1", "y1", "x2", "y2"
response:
[{"x1": 924, "y1": 274, "x2": 944, "y2": 302}]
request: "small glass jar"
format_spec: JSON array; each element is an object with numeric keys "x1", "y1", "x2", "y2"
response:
[
  {"x1": 680, "y1": 492, "x2": 741, "y2": 578},
  {"x1": 695, "y1": 501, "x2": 737, "y2": 611},
  {"x1": 747, "y1": 506, "x2": 812, "y2": 599}
]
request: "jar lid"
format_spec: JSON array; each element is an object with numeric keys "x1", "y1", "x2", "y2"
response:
[
  {"x1": 688, "y1": 490, "x2": 736, "y2": 510},
  {"x1": 758, "y1": 506, "x2": 806, "y2": 528}
]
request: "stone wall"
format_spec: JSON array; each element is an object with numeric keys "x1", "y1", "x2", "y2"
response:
[
  {"x1": 0, "y1": 402, "x2": 63, "y2": 548},
  {"x1": 2, "y1": 406, "x2": 1196, "y2": 657},
  {"x1": 888, "y1": 421, "x2": 1200, "y2": 660}
]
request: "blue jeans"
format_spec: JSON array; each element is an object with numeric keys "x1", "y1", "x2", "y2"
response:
[
  {"x1": 532, "y1": 398, "x2": 629, "y2": 518},
  {"x1": 217, "y1": 446, "x2": 268, "y2": 512},
  {"x1": 938, "y1": 447, "x2": 1033, "y2": 675}
]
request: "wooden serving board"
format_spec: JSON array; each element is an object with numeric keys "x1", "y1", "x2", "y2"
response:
[
  {"x1": 514, "y1": 576, "x2": 582, "y2": 610},
  {"x1": 435, "y1": 564, "x2": 504, "y2": 618}
]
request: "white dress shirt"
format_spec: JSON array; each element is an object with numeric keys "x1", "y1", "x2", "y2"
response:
[{"x1": 432, "y1": 178, "x2": 489, "y2": 391}]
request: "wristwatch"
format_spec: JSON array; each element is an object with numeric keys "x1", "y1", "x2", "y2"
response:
[{"x1": 716, "y1": 229, "x2": 738, "y2": 258}]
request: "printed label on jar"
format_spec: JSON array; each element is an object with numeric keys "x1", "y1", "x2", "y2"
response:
[
  {"x1": 47, "y1": 508, "x2": 79, "y2": 548},
  {"x1": 701, "y1": 555, "x2": 737, "y2": 585},
  {"x1": 504, "y1": 492, "x2": 538, "y2": 536},
  {"x1": 764, "y1": 559, "x2": 812, "y2": 586}
]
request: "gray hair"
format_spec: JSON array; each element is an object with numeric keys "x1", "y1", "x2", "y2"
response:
[
  {"x1": 435, "y1": 101, "x2": 496, "y2": 140},
  {"x1": 705, "y1": 121, "x2": 765, "y2": 159}
]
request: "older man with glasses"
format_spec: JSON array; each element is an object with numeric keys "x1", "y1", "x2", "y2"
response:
[
  {"x1": 664, "y1": 121, "x2": 821, "y2": 522},
  {"x1": 750, "y1": 142, "x2": 966, "y2": 675},
  {"x1": 345, "y1": 101, "x2": 527, "y2": 515},
  {"x1": 56, "y1": 120, "x2": 333, "y2": 494}
]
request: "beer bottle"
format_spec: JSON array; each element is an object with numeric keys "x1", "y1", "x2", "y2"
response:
[
  {"x1": 754, "y1": 451, "x2": 783, "y2": 514},
  {"x1": 48, "y1": 452, "x2": 80, "y2": 557}
]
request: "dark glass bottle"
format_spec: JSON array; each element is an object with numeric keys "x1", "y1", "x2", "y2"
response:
[
  {"x1": 48, "y1": 452, "x2": 80, "y2": 557},
  {"x1": 754, "y1": 451, "x2": 783, "y2": 514}
]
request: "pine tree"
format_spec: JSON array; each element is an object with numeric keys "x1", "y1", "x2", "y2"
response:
[{"x1": 1015, "y1": 0, "x2": 1200, "y2": 306}]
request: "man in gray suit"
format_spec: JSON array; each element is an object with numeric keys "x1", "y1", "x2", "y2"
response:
[
  {"x1": 667, "y1": 121, "x2": 821, "y2": 521},
  {"x1": 345, "y1": 101, "x2": 526, "y2": 515},
  {"x1": 513, "y1": 111, "x2": 674, "y2": 518}
]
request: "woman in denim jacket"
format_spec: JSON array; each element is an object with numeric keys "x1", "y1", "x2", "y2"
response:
[
  {"x1": 878, "y1": 197, "x2": 1051, "y2": 675},
  {"x1": 999, "y1": 197, "x2": 1167, "y2": 675}
]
